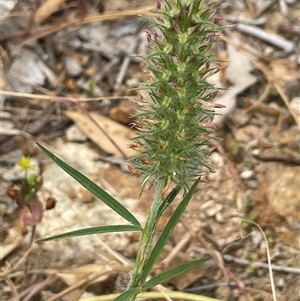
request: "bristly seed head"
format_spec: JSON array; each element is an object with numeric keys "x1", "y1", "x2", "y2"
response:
[{"x1": 130, "y1": 0, "x2": 223, "y2": 189}]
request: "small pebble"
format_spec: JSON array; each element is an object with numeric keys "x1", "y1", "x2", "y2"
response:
[
  {"x1": 210, "y1": 152, "x2": 224, "y2": 167},
  {"x1": 277, "y1": 277, "x2": 285, "y2": 289},
  {"x1": 215, "y1": 286, "x2": 231, "y2": 300},
  {"x1": 238, "y1": 293, "x2": 254, "y2": 301},
  {"x1": 240, "y1": 170, "x2": 253, "y2": 180},
  {"x1": 64, "y1": 56, "x2": 83, "y2": 77},
  {"x1": 201, "y1": 200, "x2": 223, "y2": 217},
  {"x1": 200, "y1": 200, "x2": 214, "y2": 210},
  {"x1": 247, "y1": 180, "x2": 258, "y2": 189},
  {"x1": 215, "y1": 212, "x2": 224, "y2": 223},
  {"x1": 65, "y1": 125, "x2": 87, "y2": 142},
  {"x1": 251, "y1": 148, "x2": 260, "y2": 156},
  {"x1": 251, "y1": 230, "x2": 262, "y2": 246}
]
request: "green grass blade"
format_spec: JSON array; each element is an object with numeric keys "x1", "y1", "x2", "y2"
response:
[
  {"x1": 114, "y1": 288, "x2": 139, "y2": 301},
  {"x1": 37, "y1": 225, "x2": 142, "y2": 243},
  {"x1": 37, "y1": 143, "x2": 141, "y2": 227},
  {"x1": 143, "y1": 257, "x2": 208, "y2": 290},
  {"x1": 139, "y1": 178, "x2": 200, "y2": 284},
  {"x1": 157, "y1": 185, "x2": 181, "y2": 221}
]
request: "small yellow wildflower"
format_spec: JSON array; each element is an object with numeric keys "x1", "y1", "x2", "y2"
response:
[{"x1": 18, "y1": 155, "x2": 34, "y2": 171}]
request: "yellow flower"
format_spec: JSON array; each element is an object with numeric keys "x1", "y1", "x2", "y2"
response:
[{"x1": 18, "y1": 155, "x2": 34, "y2": 171}]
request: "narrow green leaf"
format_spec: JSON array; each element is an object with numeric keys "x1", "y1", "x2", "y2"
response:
[
  {"x1": 37, "y1": 143, "x2": 141, "y2": 227},
  {"x1": 143, "y1": 257, "x2": 208, "y2": 290},
  {"x1": 157, "y1": 185, "x2": 181, "y2": 222},
  {"x1": 140, "y1": 178, "x2": 200, "y2": 284},
  {"x1": 114, "y1": 288, "x2": 139, "y2": 301},
  {"x1": 37, "y1": 225, "x2": 142, "y2": 243}
]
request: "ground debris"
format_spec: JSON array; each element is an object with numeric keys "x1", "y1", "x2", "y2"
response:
[{"x1": 1, "y1": 0, "x2": 300, "y2": 300}]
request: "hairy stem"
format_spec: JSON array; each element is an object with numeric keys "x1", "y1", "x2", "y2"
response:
[{"x1": 127, "y1": 180, "x2": 165, "y2": 297}]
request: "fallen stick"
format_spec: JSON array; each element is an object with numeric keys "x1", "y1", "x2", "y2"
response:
[{"x1": 236, "y1": 23, "x2": 295, "y2": 53}]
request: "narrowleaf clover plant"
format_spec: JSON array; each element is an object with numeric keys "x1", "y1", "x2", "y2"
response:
[{"x1": 37, "y1": 0, "x2": 224, "y2": 300}]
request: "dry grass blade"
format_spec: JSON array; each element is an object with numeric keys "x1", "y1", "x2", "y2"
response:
[
  {"x1": 78, "y1": 291, "x2": 222, "y2": 301},
  {"x1": 244, "y1": 83, "x2": 271, "y2": 113},
  {"x1": 0, "y1": 90, "x2": 135, "y2": 101},
  {"x1": 14, "y1": 5, "x2": 156, "y2": 50},
  {"x1": 44, "y1": 266, "x2": 124, "y2": 301},
  {"x1": 1, "y1": 244, "x2": 35, "y2": 301},
  {"x1": 161, "y1": 232, "x2": 191, "y2": 267},
  {"x1": 240, "y1": 219, "x2": 278, "y2": 301},
  {"x1": 4, "y1": 276, "x2": 20, "y2": 301},
  {"x1": 34, "y1": 0, "x2": 67, "y2": 25}
]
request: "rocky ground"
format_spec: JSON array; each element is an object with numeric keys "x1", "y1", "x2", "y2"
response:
[{"x1": 1, "y1": 0, "x2": 300, "y2": 300}]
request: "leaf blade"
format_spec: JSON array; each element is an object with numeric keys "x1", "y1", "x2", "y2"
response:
[
  {"x1": 37, "y1": 143, "x2": 141, "y2": 227},
  {"x1": 37, "y1": 225, "x2": 142, "y2": 243},
  {"x1": 143, "y1": 257, "x2": 208, "y2": 290},
  {"x1": 156, "y1": 185, "x2": 181, "y2": 222}
]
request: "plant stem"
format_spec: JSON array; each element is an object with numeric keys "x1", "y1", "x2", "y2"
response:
[{"x1": 127, "y1": 180, "x2": 165, "y2": 297}]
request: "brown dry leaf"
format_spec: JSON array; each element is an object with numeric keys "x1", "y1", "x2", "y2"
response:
[
  {"x1": 57, "y1": 264, "x2": 112, "y2": 286},
  {"x1": 34, "y1": 0, "x2": 66, "y2": 25},
  {"x1": 64, "y1": 111, "x2": 136, "y2": 158},
  {"x1": 109, "y1": 100, "x2": 137, "y2": 125}
]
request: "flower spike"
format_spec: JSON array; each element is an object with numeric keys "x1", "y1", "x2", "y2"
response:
[{"x1": 130, "y1": 0, "x2": 223, "y2": 189}]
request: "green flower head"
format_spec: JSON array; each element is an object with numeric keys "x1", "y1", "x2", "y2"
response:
[{"x1": 130, "y1": 0, "x2": 223, "y2": 188}]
